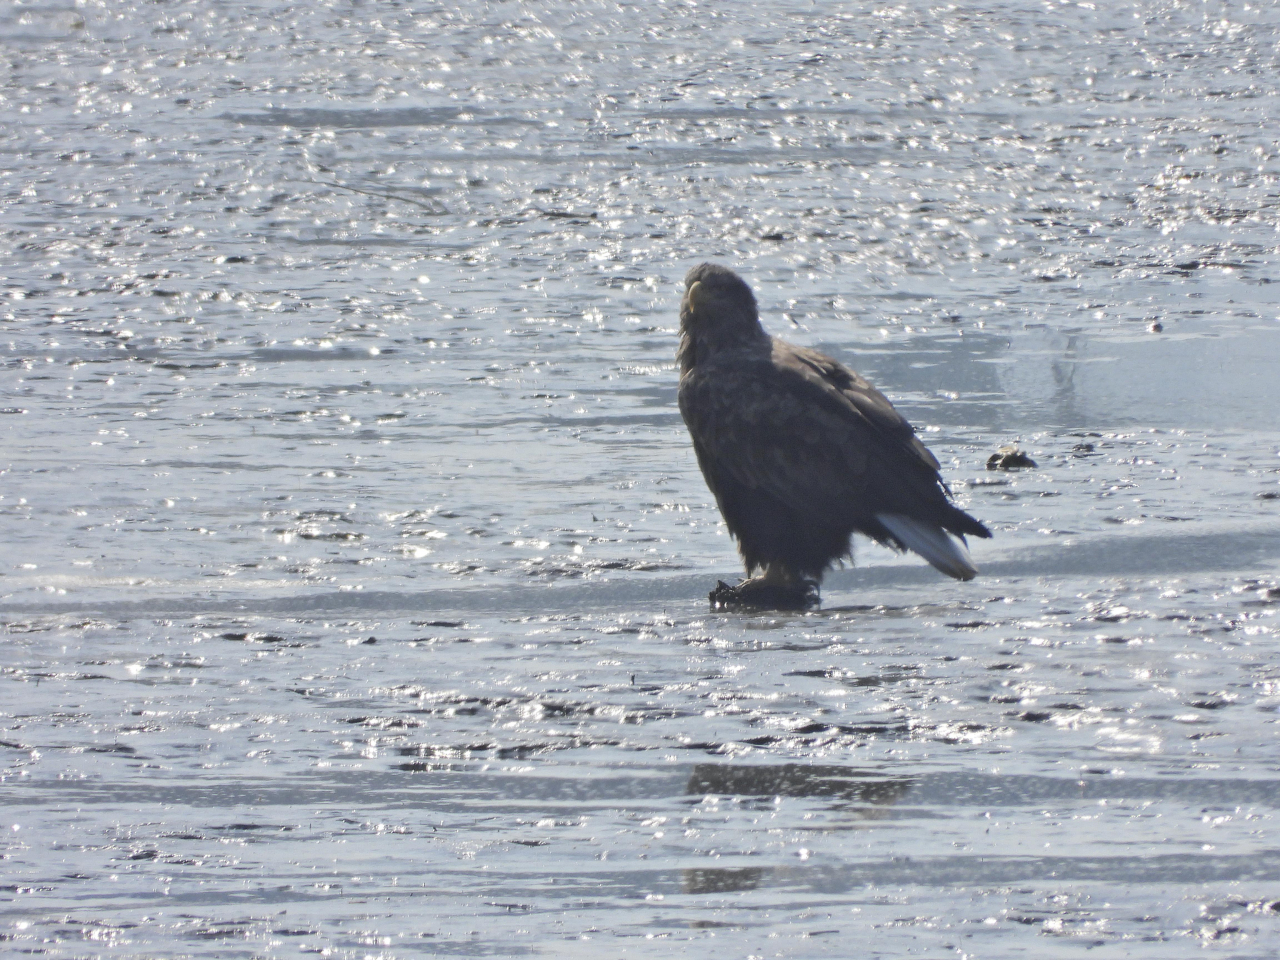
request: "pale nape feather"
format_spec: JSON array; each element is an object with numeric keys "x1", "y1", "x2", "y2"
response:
[{"x1": 874, "y1": 513, "x2": 979, "y2": 581}]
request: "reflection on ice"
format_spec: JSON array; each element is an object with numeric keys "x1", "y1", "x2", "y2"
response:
[
  {"x1": 687, "y1": 763, "x2": 913, "y2": 807},
  {"x1": 683, "y1": 866, "x2": 765, "y2": 895}
]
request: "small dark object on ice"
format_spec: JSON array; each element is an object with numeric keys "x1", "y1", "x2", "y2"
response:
[
  {"x1": 710, "y1": 574, "x2": 820, "y2": 612},
  {"x1": 987, "y1": 445, "x2": 1037, "y2": 471},
  {"x1": 676, "y1": 263, "x2": 991, "y2": 611}
]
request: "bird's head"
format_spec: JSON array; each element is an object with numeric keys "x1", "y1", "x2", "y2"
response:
[{"x1": 678, "y1": 263, "x2": 764, "y2": 366}]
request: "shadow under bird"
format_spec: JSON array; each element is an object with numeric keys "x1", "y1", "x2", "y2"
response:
[{"x1": 676, "y1": 263, "x2": 992, "y2": 610}]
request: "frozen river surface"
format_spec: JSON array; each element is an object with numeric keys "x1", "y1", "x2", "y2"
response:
[{"x1": 4, "y1": 1, "x2": 1280, "y2": 957}]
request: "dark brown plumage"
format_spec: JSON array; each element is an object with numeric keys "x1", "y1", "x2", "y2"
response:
[{"x1": 676, "y1": 262, "x2": 991, "y2": 608}]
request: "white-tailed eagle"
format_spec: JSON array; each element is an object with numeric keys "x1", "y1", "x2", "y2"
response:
[{"x1": 677, "y1": 263, "x2": 991, "y2": 609}]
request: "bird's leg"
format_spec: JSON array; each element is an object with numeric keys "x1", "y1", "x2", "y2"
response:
[{"x1": 709, "y1": 564, "x2": 819, "y2": 611}]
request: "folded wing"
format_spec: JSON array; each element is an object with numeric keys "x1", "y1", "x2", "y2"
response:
[{"x1": 678, "y1": 338, "x2": 989, "y2": 576}]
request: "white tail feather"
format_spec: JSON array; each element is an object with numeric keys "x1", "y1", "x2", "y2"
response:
[{"x1": 875, "y1": 513, "x2": 979, "y2": 581}]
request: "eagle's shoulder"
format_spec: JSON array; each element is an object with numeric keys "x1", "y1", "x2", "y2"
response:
[{"x1": 678, "y1": 336, "x2": 942, "y2": 478}]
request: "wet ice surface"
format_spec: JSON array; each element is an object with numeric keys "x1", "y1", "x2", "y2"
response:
[{"x1": 4, "y1": 1, "x2": 1280, "y2": 957}]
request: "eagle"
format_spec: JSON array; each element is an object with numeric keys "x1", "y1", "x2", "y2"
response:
[{"x1": 676, "y1": 263, "x2": 992, "y2": 609}]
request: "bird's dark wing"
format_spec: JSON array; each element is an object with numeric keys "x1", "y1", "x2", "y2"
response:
[
  {"x1": 677, "y1": 338, "x2": 957, "y2": 526},
  {"x1": 781, "y1": 342, "x2": 942, "y2": 473}
]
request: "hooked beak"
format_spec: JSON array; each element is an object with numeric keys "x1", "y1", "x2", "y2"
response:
[{"x1": 683, "y1": 279, "x2": 706, "y2": 317}]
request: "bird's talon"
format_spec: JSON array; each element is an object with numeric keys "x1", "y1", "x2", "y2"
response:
[{"x1": 709, "y1": 577, "x2": 819, "y2": 612}]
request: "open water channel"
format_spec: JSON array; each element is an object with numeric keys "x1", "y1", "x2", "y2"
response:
[{"x1": 4, "y1": 1, "x2": 1280, "y2": 957}]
